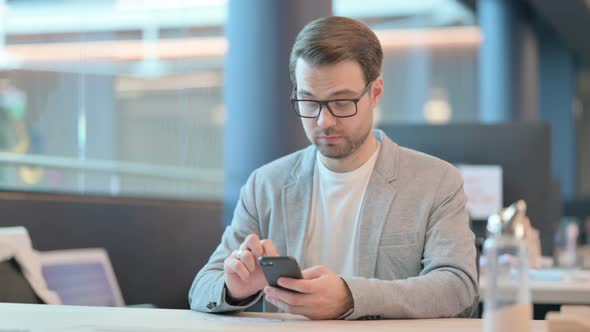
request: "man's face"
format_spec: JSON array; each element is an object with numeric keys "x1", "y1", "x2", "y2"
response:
[{"x1": 294, "y1": 58, "x2": 382, "y2": 159}]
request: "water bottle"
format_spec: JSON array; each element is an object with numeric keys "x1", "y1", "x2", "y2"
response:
[{"x1": 483, "y1": 200, "x2": 532, "y2": 332}]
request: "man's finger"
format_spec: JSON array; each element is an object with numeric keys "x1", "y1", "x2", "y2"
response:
[
  {"x1": 240, "y1": 234, "x2": 263, "y2": 258},
  {"x1": 225, "y1": 257, "x2": 250, "y2": 280},
  {"x1": 266, "y1": 295, "x2": 313, "y2": 318},
  {"x1": 260, "y1": 239, "x2": 279, "y2": 257},
  {"x1": 302, "y1": 265, "x2": 328, "y2": 279},
  {"x1": 264, "y1": 286, "x2": 310, "y2": 306},
  {"x1": 277, "y1": 277, "x2": 316, "y2": 294},
  {"x1": 266, "y1": 295, "x2": 291, "y2": 313},
  {"x1": 239, "y1": 249, "x2": 257, "y2": 273}
]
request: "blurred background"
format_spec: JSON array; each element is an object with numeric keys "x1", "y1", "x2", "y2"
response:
[{"x1": 0, "y1": 0, "x2": 589, "y2": 314}]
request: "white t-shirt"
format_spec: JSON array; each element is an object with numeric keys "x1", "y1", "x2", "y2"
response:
[{"x1": 301, "y1": 144, "x2": 380, "y2": 277}]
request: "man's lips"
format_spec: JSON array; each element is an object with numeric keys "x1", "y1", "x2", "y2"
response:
[{"x1": 318, "y1": 136, "x2": 341, "y2": 143}]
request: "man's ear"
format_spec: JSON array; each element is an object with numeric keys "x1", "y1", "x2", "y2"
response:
[{"x1": 371, "y1": 76, "x2": 384, "y2": 107}]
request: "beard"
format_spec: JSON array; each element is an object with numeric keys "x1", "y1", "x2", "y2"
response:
[{"x1": 313, "y1": 127, "x2": 371, "y2": 159}]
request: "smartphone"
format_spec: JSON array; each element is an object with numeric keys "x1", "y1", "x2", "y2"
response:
[{"x1": 258, "y1": 256, "x2": 303, "y2": 292}]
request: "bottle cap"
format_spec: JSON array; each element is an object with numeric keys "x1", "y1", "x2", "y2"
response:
[{"x1": 487, "y1": 200, "x2": 527, "y2": 238}]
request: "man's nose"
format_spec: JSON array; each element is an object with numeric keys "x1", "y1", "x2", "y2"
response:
[{"x1": 316, "y1": 106, "x2": 336, "y2": 128}]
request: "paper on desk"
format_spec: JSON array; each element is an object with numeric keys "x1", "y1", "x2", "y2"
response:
[
  {"x1": 203, "y1": 316, "x2": 285, "y2": 323},
  {"x1": 528, "y1": 268, "x2": 565, "y2": 281}
]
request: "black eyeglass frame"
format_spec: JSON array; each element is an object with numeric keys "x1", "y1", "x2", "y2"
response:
[{"x1": 290, "y1": 80, "x2": 374, "y2": 118}]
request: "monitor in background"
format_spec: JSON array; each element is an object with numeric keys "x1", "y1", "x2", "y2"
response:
[
  {"x1": 456, "y1": 164, "x2": 503, "y2": 221},
  {"x1": 379, "y1": 123, "x2": 558, "y2": 255},
  {"x1": 40, "y1": 248, "x2": 125, "y2": 307}
]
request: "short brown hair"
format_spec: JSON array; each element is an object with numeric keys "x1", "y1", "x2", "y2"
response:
[{"x1": 289, "y1": 16, "x2": 383, "y2": 86}]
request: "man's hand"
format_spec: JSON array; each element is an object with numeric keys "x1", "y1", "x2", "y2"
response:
[
  {"x1": 224, "y1": 234, "x2": 279, "y2": 302},
  {"x1": 263, "y1": 265, "x2": 354, "y2": 320}
]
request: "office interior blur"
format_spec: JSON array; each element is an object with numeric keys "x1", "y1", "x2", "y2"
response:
[{"x1": 1, "y1": 0, "x2": 589, "y2": 324}]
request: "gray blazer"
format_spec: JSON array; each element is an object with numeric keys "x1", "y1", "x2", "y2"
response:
[{"x1": 189, "y1": 130, "x2": 479, "y2": 320}]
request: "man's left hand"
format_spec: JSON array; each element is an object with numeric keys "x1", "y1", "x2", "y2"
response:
[{"x1": 263, "y1": 265, "x2": 353, "y2": 320}]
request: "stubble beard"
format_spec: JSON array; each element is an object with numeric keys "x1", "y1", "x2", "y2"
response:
[{"x1": 313, "y1": 127, "x2": 371, "y2": 160}]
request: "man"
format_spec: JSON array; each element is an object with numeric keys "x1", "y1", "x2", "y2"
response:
[{"x1": 189, "y1": 16, "x2": 479, "y2": 320}]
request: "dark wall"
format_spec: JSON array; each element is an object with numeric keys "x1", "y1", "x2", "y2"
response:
[
  {"x1": 0, "y1": 191, "x2": 224, "y2": 309},
  {"x1": 380, "y1": 123, "x2": 560, "y2": 255}
]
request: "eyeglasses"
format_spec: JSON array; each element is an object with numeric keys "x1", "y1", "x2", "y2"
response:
[{"x1": 290, "y1": 80, "x2": 374, "y2": 118}]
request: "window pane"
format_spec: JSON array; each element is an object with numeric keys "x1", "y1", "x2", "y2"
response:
[
  {"x1": 334, "y1": 0, "x2": 478, "y2": 125},
  {"x1": 0, "y1": 0, "x2": 227, "y2": 200}
]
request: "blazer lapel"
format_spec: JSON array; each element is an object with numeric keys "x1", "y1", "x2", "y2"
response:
[
  {"x1": 356, "y1": 132, "x2": 400, "y2": 278},
  {"x1": 282, "y1": 146, "x2": 316, "y2": 261}
]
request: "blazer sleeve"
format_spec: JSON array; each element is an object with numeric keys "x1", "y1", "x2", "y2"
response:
[
  {"x1": 188, "y1": 171, "x2": 264, "y2": 313},
  {"x1": 341, "y1": 166, "x2": 479, "y2": 320}
]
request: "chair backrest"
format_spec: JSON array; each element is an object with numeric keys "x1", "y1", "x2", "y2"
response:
[
  {"x1": 0, "y1": 192, "x2": 225, "y2": 309},
  {"x1": 40, "y1": 248, "x2": 125, "y2": 307}
]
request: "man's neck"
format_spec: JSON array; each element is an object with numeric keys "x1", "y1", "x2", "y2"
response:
[{"x1": 319, "y1": 133, "x2": 379, "y2": 173}]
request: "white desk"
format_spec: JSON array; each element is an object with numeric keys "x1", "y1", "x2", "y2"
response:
[
  {"x1": 479, "y1": 270, "x2": 590, "y2": 305},
  {"x1": 524, "y1": 280, "x2": 590, "y2": 304},
  {"x1": 0, "y1": 303, "x2": 548, "y2": 332}
]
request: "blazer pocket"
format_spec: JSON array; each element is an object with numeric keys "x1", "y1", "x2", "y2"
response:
[{"x1": 379, "y1": 231, "x2": 418, "y2": 247}]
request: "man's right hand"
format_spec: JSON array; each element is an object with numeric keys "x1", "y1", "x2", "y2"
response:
[{"x1": 224, "y1": 234, "x2": 279, "y2": 302}]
